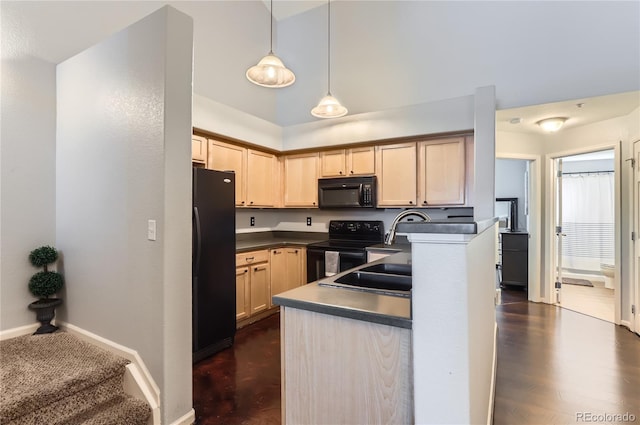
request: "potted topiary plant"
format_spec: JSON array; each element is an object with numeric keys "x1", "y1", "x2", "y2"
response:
[{"x1": 27, "y1": 245, "x2": 64, "y2": 334}]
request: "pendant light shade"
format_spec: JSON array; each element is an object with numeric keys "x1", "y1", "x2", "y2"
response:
[
  {"x1": 247, "y1": 0, "x2": 295, "y2": 88},
  {"x1": 246, "y1": 52, "x2": 295, "y2": 88},
  {"x1": 311, "y1": 93, "x2": 348, "y2": 118},
  {"x1": 312, "y1": 0, "x2": 347, "y2": 118}
]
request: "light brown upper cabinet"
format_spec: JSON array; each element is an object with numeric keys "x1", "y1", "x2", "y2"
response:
[
  {"x1": 283, "y1": 153, "x2": 319, "y2": 207},
  {"x1": 320, "y1": 146, "x2": 375, "y2": 177},
  {"x1": 246, "y1": 149, "x2": 278, "y2": 207},
  {"x1": 375, "y1": 142, "x2": 417, "y2": 207},
  {"x1": 418, "y1": 137, "x2": 466, "y2": 206},
  {"x1": 208, "y1": 139, "x2": 247, "y2": 206},
  {"x1": 192, "y1": 135, "x2": 208, "y2": 165}
]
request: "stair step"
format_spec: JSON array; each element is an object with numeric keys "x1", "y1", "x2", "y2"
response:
[
  {"x1": 63, "y1": 394, "x2": 151, "y2": 425},
  {"x1": 0, "y1": 332, "x2": 141, "y2": 424}
]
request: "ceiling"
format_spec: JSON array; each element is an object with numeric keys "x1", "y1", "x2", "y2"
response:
[
  {"x1": 3, "y1": 1, "x2": 639, "y2": 130},
  {"x1": 496, "y1": 91, "x2": 640, "y2": 135}
]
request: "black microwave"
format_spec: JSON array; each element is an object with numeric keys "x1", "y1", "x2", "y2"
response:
[{"x1": 318, "y1": 176, "x2": 377, "y2": 208}]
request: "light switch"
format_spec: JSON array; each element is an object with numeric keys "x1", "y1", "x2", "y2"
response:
[{"x1": 148, "y1": 220, "x2": 157, "y2": 241}]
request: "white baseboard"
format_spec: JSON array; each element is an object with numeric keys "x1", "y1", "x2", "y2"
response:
[
  {"x1": 169, "y1": 409, "x2": 195, "y2": 425},
  {"x1": 487, "y1": 321, "x2": 498, "y2": 425},
  {"x1": 0, "y1": 322, "x2": 39, "y2": 341},
  {"x1": 57, "y1": 321, "x2": 161, "y2": 424},
  {"x1": 621, "y1": 320, "x2": 631, "y2": 331}
]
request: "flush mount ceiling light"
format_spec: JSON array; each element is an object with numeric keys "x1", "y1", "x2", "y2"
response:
[
  {"x1": 536, "y1": 117, "x2": 568, "y2": 132},
  {"x1": 246, "y1": 0, "x2": 295, "y2": 88},
  {"x1": 311, "y1": 0, "x2": 347, "y2": 119}
]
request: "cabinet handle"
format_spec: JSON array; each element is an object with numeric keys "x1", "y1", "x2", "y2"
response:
[
  {"x1": 246, "y1": 256, "x2": 254, "y2": 262},
  {"x1": 350, "y1": 170, "x2": 354, "y2": 174},
  {"x1": 409, "y1": 201, "x2": 413, "y2": 204},
  {"x1": 244, "y1": 269, "x2": 248, "y2": 273},
  {"x1": 423, "y1": 201, "x2": 427, "y2": 205},
  {"x1": 241, "y1": 201, "x2": 245, "y2": 205},
  {"x1": 339, "y1": 171, "x2": 343, "y2": 175},
  {"x1": 250, "y1": 201, "x2": 254, "y2": 205}
]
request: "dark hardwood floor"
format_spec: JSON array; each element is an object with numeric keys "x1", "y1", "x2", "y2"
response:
[
  {"x1": 193, "y1": 303, "x2": 639, "y2": 425},
  {"x1": 193, "y1": 313, "x2": 281, "y2": 425}
]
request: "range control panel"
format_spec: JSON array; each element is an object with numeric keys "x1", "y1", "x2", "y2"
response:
[{"x1": 328, "y1": 220, "x2": 385, "y2": 241}]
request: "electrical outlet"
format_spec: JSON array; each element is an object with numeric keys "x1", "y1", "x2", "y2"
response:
[
  {"x1": 250, "y1": 217, "x2": 255, "y2": 226},
  {"x1": 306, "y1": 217, "x2": 312, "y2": 226}
]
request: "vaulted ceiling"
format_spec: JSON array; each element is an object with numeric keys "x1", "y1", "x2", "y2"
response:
[{"x1": 3, "y1": 1, "x2": 639, "y2": 130}]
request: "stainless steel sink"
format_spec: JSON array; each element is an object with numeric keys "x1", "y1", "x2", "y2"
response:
[
  {"x1": 334, "y1": 271, "x2": 411, "y2": 291},
  {"x1": 359, "y1": 263, "x2": 412, "y2": 276}
]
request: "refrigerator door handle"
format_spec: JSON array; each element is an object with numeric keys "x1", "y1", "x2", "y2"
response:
[{"x1": 193, "y1": 206, "x2": 202, "y2": 276}]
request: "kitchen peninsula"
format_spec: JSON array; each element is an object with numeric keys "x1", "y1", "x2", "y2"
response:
[{"x1": 274, "y1": 218, "x2": 498, "y2": 425}]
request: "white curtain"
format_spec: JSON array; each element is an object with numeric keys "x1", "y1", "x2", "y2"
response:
[{"x1": 561, "y1": 172, "x2": 614, "y2": 271}]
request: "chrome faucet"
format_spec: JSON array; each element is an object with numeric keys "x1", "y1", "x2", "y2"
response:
[{"x1": 385, "y1": 209, "x2": 432, "y2": 245}]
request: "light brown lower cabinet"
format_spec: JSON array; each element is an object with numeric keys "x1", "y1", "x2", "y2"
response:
[
  {"x1": 280, "y1": 307, "x2": 413, "y2": 424},
  {"x1": 269, "y1": 247, "x2": 306, "y2": 308},
  {"x1": 236, "y1": 247, "x2": 307, "y2": 324},
  {"x1": 236, "y1": 250, "x2": 270, "y2": 323}
]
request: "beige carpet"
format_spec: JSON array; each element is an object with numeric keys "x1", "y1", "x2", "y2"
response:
[{"x1": 0, "y1": 332, "x2": 150, "y2": 425}]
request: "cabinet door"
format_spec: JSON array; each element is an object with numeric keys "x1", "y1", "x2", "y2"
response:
[
  {"x1": 192, "y1": 135, "x2": 208, "y2": 165},
  {"x1": 236, "y1": 267, "x2": 250, "y2": 321},
  {"x1": 418, "y1": 137, "x2": 465, "y2": 206},
  {"x1": 375, "y1": 143, "x2": 417, "y2": 207},
  {"x1": 285, "y1": 248, "x2": 304, "y2": 291},
  {"x1": 270, "y1": 249, "x2": 287, "y2": 307},
  {"x1": 246, "y1": 149, "x2": 277, "y2": 207},
  {"x1": 283, "y1": 153, "x2": 319, "y2": 207},
  {"x1": 208, "y1": 139, "x2": 246, "y2": 206},
  {"x1": 320, "y1": 150, "x2": 346, "y2": 177},
  {"x1": 347, "y1": 146, "x2": 375, "y2": 175},
  {"x1": 250, "y1": 262, "x2": 270, "y2": 314}
]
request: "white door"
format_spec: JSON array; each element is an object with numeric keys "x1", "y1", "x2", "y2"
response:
[
  {"x1": 633, "y1": 141, "x2": 640, "y2": 333},
  {"x1": 554, "y1": 158, "x2": 564, "y2": 304}
]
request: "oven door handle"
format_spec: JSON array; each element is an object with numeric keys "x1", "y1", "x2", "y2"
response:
[{"x1": 339, "y1": 251, "x2": 366, "y2": 260}]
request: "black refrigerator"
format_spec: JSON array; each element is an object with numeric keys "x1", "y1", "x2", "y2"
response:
[{"x1": 192, "y1": 167, "x2": 236, "y2": 363}]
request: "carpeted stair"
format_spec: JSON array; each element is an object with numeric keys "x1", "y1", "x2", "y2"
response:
[{"x1": 0, "y1": 332, "x2": 151, "y2": 425}]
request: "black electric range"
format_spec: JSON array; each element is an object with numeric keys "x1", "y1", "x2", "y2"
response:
[{"x1": 306, "y1": 220, "x2": 385, "y2": 282}]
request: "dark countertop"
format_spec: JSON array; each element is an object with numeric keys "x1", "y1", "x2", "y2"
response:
[
  {"x1": 273, "y1": 252, "x2": 412, "y2": 329},
  {"x1": 396, "y1": 217, "x2": 498, "y2": 235},
  {"x1": 236, "y1": 231, "x2": 328, "y2": 252}
]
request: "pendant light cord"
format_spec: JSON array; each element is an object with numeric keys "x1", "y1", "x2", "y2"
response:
[
  {"x1": 327, "y1": 0, "x2": 331, "y2": 95},
  {"x1": 269, "y1": 0, "x2": 274, "y2": 53}
]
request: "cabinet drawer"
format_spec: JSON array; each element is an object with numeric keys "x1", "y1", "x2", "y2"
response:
[
  {"x1": 236, "y1": 250, "x2": 269, "y2": 267},
  {"x1": 501, "y1": 233, "x2": 528, "y2": 251}
]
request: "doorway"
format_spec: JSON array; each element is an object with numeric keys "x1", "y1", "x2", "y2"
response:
[
  {"x1": 550, "y1": 148, "x2": 620, "y2": 323},
  {"x1": 495, "y1": 155, "x2": 542, "y2": 303}
]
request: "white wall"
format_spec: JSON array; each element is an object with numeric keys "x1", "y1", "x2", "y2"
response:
[
  {"x1": 55, "y1": 7, "x2": 193, "y2": 424},
  {"x1": 236, "y1": 207, "x2": 473, "y2": 235},
  {"x1": 277, "y1": 1, "x2": 640, "y2": 127},
  {"x1": 0, "y1": 53, "x2": 57, "y2": 330},
  {"x1": 281, "y1": 94, "x2": 474, "y2": 150},
  {"x1": 193, "y1": 94, "x2": 282, "y2": 151},
  {"x1": 496, "y1": 159, "x2": 527, "y2": 229}
]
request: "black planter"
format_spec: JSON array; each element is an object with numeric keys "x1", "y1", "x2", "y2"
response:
[{"x1": 28, "y1": 298, "x2": 63, "y2": 334}]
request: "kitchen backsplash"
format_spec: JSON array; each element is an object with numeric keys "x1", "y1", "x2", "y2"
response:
[{"x1": 236, "y1": 207, "x2": 473, "y2": 234}]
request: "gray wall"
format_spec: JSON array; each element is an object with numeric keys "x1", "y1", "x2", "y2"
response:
[
  {"x1": 496, "y1": 158, "x2": 528, "y2": 230},
  {"x1": 55, "y1": 7, "x2": 193, "y2": 424},
  {"x1": 0, "y1": 54, "x2": 57, "y2": 329}
]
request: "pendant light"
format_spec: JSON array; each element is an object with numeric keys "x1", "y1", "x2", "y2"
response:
[
  {"x1": 246, "y1": 0, "x2": 295, "y2": 88},
  {"x1": 311, "y1": 0, "x2": 347, "y2": 118}
]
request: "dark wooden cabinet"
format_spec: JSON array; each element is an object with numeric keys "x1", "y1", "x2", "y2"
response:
[{"x1": 500, "y1": 231, "x2": 528, "y2": 291}]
